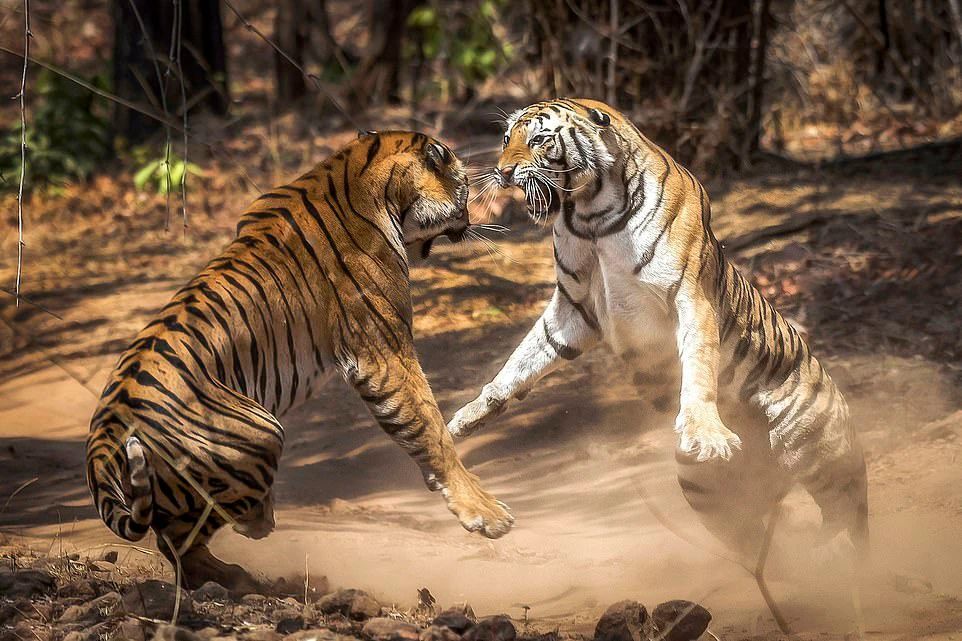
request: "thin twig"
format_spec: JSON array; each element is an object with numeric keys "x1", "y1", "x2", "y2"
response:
[{"x1": 14, "y1": 0, "x2": 30, "y2": 307}]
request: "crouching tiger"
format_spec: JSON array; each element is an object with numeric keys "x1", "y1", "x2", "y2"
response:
[
  {"x1": 86, "y1": 131, "x2": 513, "y2": 592},
  {"x1": 449, "y1": 99, "x2": 867, "y2": 565}
]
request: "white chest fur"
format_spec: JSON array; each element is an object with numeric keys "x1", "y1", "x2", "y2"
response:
[{"x1": 554, "y1": 223, "x2": 677, "y2": 361}]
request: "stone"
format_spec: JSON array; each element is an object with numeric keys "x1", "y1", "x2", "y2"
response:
[
  {"x1": 58, "y1": 578, "x2": 103, "y2": 600},
  {"x1": 277, "y1": 616, "x2": 305, "y2": 634},
  {"x1": 241, "y1": 593, "x2": 269, "y2": 606},
  {"x1": 282, "y1": 631, "x2": 349, "y2": 641},
  {"x1": 362, "y1": 618, "x2": 421, "y2": 641},
  {"x1": 0, "y1": 603, "x2": 22, "y2": 626},
  {"x1": 242, "y1": 630, "x2": 283, "y2": 641},
  {"x1": 593, "y1": 601, "x2": 647, "y2": 641},
  {"x1": 894, "y1": 574, "x2": 933, "y2": 595},
  {"x1": 650, "y1": 601, "x2": 711, "y2": 641},
  {"x1": 316, "y1": 588, "x2": 381, "y2": 620},
  {"x1": 58, "y1": 591, "x2": 122, "y2": 623},
  {"x1": 89, "y1": 560, "x2": 117, "y2": 573},
  {"x1": 0, "y1": 568, "x2": 56, "y2": 598},
  {"x1": 420, "y1": 625, "x2": 462, "y2": 641},
  {"x1": 122, "y1": 580, "x2": 191, "y2": 619},
  {"x1": 462, "y1": 616, "x2": 515, "y2": 641},
  {"x1": 194, "y1": 581, "x2": 231, "y2": 602},
  {"x1": 152, "y1": 624, "x2": 203, "y2": 641},
  {"x1": 432, "y1": 610, "x2": 474, "y2": 634}
]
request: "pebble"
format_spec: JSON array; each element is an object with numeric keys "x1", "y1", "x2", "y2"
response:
[
  {"x1": 593, "y1": 600, "x2": 647, "y2": 641},
  {"x1": 316, "y1": 588, "x2": 381, "y2": 620},
  {"x1": 194, "y1": 581, "x2": 231, "y2": 602},
  {"x1": 650, "y1": 600, "x2": 711, "y2": 641},
  {"x1": 462, "y1": 616, "x2": 515, "y2": 641},
  {"x1": 361, "y1": 617, "x2": 422, "y2": 641}
]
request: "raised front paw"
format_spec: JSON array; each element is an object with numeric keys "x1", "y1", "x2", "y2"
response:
[
  {"x1": 442, "y1": 471, "x2": 514, "y2": 539},
  {"x1": 675, "y1": 406, "x2": 742, "y2": 462},
  {"x1": 447, "y1": 387, "x2": 506, "y2": 439}
]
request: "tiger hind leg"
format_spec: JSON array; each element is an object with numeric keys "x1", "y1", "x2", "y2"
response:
[
  {"x1": 675, "y1": 424, "x2": 791, "y2": 565},
  {"x1": 799, "y1": 445, "x2": 869, "y2": 563},
  {"x1": 157, "y1": 517, "x2": 263, "y2": 595}
]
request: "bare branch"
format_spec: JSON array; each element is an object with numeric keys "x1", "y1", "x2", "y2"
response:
[{"x1": 14, "y1": 0, "x2": 30, "y2": 307}]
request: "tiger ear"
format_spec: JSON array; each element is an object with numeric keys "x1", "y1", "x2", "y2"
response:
[
  {"x1": 357, "y1": 129, "x2": 378, "y2": 138},
  {"x1": 588, "y1": 108, "x2": 611, "y2": 127},
  {"x1": 425, "y1": 142, "x2": 449, "y2": 171}
]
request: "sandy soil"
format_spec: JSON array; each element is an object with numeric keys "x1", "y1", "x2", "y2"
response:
[{"x1": 2, "y1": 148, "x2": 961, "y2": 640}]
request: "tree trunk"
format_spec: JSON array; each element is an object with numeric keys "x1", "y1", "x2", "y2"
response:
[
  {"x1": 111, "y1": 0, "x2": 229, "y2": 142},
  {"x1": 350, "y1": 0, "x2": 415, "y2": 107},
  {"x1": 274, "y1": 0, "x2": 311, "y2": 101}
]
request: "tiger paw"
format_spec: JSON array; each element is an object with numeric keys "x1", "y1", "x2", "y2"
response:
[
  {"x1": 442, "y1": 472, "x2": 514, "y2": 539},
  {"x1": 675, "y1": 406, "x2": 742, "y2": 462},
  {"x1": 447, "y1": 386, "x2": 507, "y2": 439}
]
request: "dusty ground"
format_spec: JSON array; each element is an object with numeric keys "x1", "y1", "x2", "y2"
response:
[{"x1": 1, "y1": 132, "x2": 961, "y2": 641}]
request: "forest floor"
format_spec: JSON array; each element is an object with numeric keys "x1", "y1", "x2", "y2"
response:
[{"x1": 0, "y1": 120, "x2": 961, "y2": 641}]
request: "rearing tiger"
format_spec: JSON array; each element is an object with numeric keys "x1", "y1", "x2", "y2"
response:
[
  {"x1": 86, "y1": 131, "x2": 513, "y2": 592},
  {"x1": 448, "y1": 99, "x2": 867, "y2": 563}
]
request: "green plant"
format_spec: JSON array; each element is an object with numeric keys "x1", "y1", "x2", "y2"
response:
[
  {"x1": 0, "y1": 68, "x2": 110, "y2": 192},
  {"x1": 132, "y1": 144, "x2": 202, "y2": 195},
  {"x1": 407, "y1": 0, "x2": 512, "y2": 95}
]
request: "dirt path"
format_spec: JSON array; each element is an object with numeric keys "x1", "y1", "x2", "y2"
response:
[{"x1": 2, "y1": 158, "x2": 961, "y2": 640}]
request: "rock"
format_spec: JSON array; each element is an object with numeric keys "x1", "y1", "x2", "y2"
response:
[
  {"x1": 102, "y1": 550, "x2": 119, "y2": 564},
  {"x1": 152, "y1": 624, "x2": 203, "y2": 641},
  {"x1": 0, "y1": 568, "x2": 56, "y2": 598},
  {"x1": 89, "y1": 560, "x2": 117, "y2": 573},
  {"x1": 242, "y1": 593, "x2": 269, "y2": 606},
  {"x1": 242, "y1": 630, "x2": 283, "y2": 640},
  {"x1": 282, "y1": 631, "x2": 350, "y2": 641},
  {"x1": 421, "y1": 625, "x2": 462, "y2": 641},
  {"x1": 277, "y1": 616, "x2": 306, "y2": 634},
  {"x1": 58, "y1": 591, "x2": 122, "y2": 623},
  {"x1": 0, "y1": 603, "x2": 22, "y2": 626},
  {"x1": 593, "y1": 601, "x2": 647, "y2": 641},
  {"x1": 894, "y1": 574, "x2": 933, "y2": 595},
  {"x1": 194, "y1": 581, "x2": 231, "y2": 602},
  {"x1": 650, "y1": 601, "x2": 711, "y2": 641},
  {"x1": 432, "y1": 610, "x2": 474, "y2": 634},
  {"x1": 316, "y1": 589, "x2": 381, "y2": 620},
  {"x1": 115, "y1": 617, "x2": 150, "y2": 641},
  {"x1": 450, "y1": 604, "x2": 476, "y2": 621},
  {"x1": 361, "y1": 618, "x2": 421, "y2": 641},
  {"x1": 462, "y1": 616, "x2": 515, "y2": 641},
  {"x1": 122, "y1": 580, "x2": 191, "y2": 619},
  {"x1": 58, "y1": 578, "x2": 103, "y2": 600}
]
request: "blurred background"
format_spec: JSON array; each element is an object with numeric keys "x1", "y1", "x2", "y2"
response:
[{"x1": 0, "y1": 1, "x2": 961, "y2": 639}]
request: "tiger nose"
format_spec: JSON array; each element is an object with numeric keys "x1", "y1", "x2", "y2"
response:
[{"x1": 498, "y1": 164, "x2": 516, "y2": 185}]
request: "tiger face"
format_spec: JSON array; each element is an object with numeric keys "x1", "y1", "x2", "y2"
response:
[
  {"x1": 377, "y1": 133, "x2": 469, "y2": 261},
  {"x1": 496, "y1": 99, "x2": 619, "y2": 224}
]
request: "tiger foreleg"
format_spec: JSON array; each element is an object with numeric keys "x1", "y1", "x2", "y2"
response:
[
  {"x1": 343, "y1": 344, "x2": 514, "y2": 539},
  {"x1": 448, "y1": 286, "x2": 599, "y2": 438},
  {"x1": 673, "y1": 284, "x2": 741, "y2": 461}
]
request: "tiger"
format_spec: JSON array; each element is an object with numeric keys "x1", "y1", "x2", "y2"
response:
[
  {"x1": 85, "y1": 131, "x2": 514, "y2": 593},
  {"x1": 447, "y1": 99, "x2": 868, "y2": 565}
]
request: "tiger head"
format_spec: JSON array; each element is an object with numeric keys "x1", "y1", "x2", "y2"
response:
[
  {"x1": 362, "y1": 131, "x2": 469, "y2": 261},
  {"x1": 495, "y1": 99, "x2": 622, "y2": 224}
]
